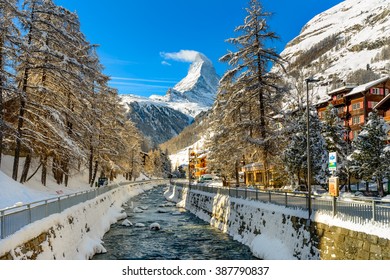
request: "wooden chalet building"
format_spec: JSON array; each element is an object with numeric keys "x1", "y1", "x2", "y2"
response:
[
  {"x1": 316, "y1": 76, "x2": 390, "y2": 141},
  {"x1": 188, "y1": 149, "x2": 208, "y2": 179}
]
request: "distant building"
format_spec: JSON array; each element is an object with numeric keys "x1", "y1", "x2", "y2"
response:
[
  {"x1": 242, "y1": 162, "x2": 276, "y2": 188},
  {"x1": 188, "y1": 149, "x2": 208, "y2": 179}
]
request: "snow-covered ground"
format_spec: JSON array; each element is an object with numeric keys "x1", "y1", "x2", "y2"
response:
[
  {"x1": 0, "y1": 155, "x2": 149, "y2": 210},
  {"x1": 0, "y1": 155, "x2": 157, "y2": 259}
]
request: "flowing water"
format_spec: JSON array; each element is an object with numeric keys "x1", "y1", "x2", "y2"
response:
[{"x1": 93, "y1": 186, "x2": 257, "y2": 260}]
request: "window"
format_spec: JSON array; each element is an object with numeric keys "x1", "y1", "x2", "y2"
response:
[
  {"x1": 369, "y1": 101, "x2": 378, "y2": 108},
  {"x1": 248, "y1": 173, "x2": 254, "y2": 184},
  {"x1": 353, "y1": 130, "x2": 360, "y2": 140},
  {"x1": 352, "y1": 116, "x2": 360, "y2": 125},
  {"x1": 371, "y1": 88, "x2": 381, "y2": 95},
  {"x1": 352, "y1": 103, "x2": 360, "y2": 110},
  {"x1": 255, "y1": 172, "x2": 263, "y2": 183},
  {"x1": 386, "y1": 89, "x2": 389, "y2": 96}
]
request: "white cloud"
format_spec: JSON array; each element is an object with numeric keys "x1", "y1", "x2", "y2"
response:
[
  {"x1": 160, "y1": 50, "x2": 202, "y2": 63},
  {"x1": 161, "y1": 61, "x2": 172, "y2": 66}
]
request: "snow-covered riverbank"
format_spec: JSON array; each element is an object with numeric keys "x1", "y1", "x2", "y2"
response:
[{"x1": 0, "y1": 182, "x2": 155, "y2": 259}]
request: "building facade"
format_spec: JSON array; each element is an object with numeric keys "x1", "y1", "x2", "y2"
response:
[{"x1": 316, "y1": 76, "x2": 390, "y2": 141}]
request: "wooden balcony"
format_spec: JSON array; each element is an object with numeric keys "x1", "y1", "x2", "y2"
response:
[
  {"x1": 350, "y1": 124, "x2": 362, "y2": 131},
  {"x1": 338, "y1": 112, "x2": 349, "y2": 119},
  {"x1": 350, "y1": 108, "x2": 364, "y2": 116},
  {"x1": 331, "y1": 98, "x2": 345, "y2": 106},
  {"x1": 367, "y1": 95, "x2": 385, "y2": 102}
]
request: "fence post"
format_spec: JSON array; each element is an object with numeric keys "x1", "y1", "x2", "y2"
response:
[
  {"x1": 1, "y1": 210, "x2": 4, "y2": 239},
  {"x1": 245, "y1": 188, "x2": 247, "y2": 199},
  {"x1": 45, "y1": 200, "x2": 48, "y2": 217},
  {"x1": 256, "y1": 189, "x2": 258, "y2": 201},
  {"x1": 58, "y1": 197, "x2": 61, "y2": 213},
  {"x1": 28, "y1": 204, "x2": 32, "y2": 224},
  {"x1": 332, "y1": 197, "x2": 337, "y2": 217},
  {"x1": 372, "y1": 200, "x2": 376, "y2": 221},
  {"x1": 268, "y1": 191, "x2": 271, "y2": 203},
  {"x1": 285, "y1": 192, "x2": 288, "y2": 207}
]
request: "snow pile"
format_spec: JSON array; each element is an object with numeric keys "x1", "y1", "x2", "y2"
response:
[
  {"x1": 149, "y1": 222, "x2": 161, "y2": 231},
  {"x1": 250, "y1": 234, "x2": 293, "y2": 260},
  {"x1": 0, "y1": 170, "x2": 55, "y2": 209},
  {"x1": 121, "y1": 219, "x2": 133, "y2": 227}
]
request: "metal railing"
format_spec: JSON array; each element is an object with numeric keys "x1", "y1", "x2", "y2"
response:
[
  {"x1": 0, "y1": 180, "x2": 165, "y2": 240},
  {"x1": 171, "y1": 182, "x2": 390, "y2": 226}
]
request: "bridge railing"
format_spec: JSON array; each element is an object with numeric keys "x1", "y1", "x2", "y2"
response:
[
  {"x1": 0, "y1": 180, "x2": 166, "y2": 240},
  {"x1": 171, "y1": 182, "x2": 390, "y2": 226}
]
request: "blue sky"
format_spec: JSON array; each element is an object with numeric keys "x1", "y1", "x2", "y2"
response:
[{"x1": 55, "y1": 0, "x2": 343, "y2": 97}]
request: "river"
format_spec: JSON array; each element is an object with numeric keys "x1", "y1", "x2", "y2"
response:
[{"x1": 93, "y1": 185, "x2": 257, "y2": 260}]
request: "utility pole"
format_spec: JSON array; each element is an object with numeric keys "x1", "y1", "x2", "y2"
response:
[{"x1": 306, "y1": 77, "x2": 319, "y2": 220}]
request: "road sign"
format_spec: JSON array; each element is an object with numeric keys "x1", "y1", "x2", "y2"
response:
[
  {"x1": 329, "y1": 152, "x2": 337, "y2": 171},
  {"x1": 329, "y1": 176, "x2": 339, "y2": 197}
]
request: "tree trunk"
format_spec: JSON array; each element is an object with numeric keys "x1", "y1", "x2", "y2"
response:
[
  {"x1": 62, "y1": 160, "x2": 69, "y2": 187},
  {"x1": 235, "y1": 159, "x2": 240, "y2": 187},
  {"x1": 377, "y1": 178, "x2": 384, "y2": 197},
  {"x1": 88, "y1": 143, "x2": 93, "y2": 184},
  {"x1": 90, "y1": 160, "x2": 98, "y2": 187},
  {"x1": 20, "y1": 151, "x2": 32, "y2": 183},
  {"x1": 255, "y1": 33, "x2": 269, "y2": 188},
  {"x1": 0, "y1": 36, "x2": 4, "y2": 168},
  {"x1": 12, "y1": 98, "x2": 26, "y2": 181},
  {"x1": 41, "y1": 155, "x2": 47, "y2": 186},
  {"x1": 13, "y1": 2, "x2": 36, "y2": 181},
  {"x1": 26, "y1": 162, "x2": 42, "y2": 182}
]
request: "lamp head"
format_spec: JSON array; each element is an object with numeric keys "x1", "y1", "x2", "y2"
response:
[{"x1": 305, "y1": 77, "x2": 320, "y2": 83}]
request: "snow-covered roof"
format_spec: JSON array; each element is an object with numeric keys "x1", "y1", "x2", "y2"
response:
[
  {"x1": 242, "y1": 162, "x2": 264, "y2": 172},
  {"x1": 314, "y1": 96, "x2": 331, "y2": 107},
  {"x1": 197, "y1": 153, "x2": 207, "y2": 159},
  {"x1": 345, "y1": 76, "x2": 390, "y2": 97},
  {"x1": 328, "y1": 85, "x2": 355, "y2": 96}
]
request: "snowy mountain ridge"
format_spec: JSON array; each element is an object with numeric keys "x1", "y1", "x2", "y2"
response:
[
  {"x1": 280, "y1": 0, "x2": 390, "y2": 102},
  {"x1": 120, "y1": 53, "x2": 219, "y2": 146}
]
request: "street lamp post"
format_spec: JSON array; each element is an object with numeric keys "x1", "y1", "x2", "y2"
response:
[{"x1": 306, "y1": 77, "x2": 320, "y2": 220}]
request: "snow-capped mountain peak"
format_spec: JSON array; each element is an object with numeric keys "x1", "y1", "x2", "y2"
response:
[
  {"x1": 173, "y1": 53, "x2": 218, "y2": 95},
  {"x1": 120, "y1": 52, "x2": 219, "y2": 146}
]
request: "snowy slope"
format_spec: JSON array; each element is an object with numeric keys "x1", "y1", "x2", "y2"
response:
[
  {"x1": 280, "y1": 0, "x2": 390, "y2": 100},
  {"x1": 121, "y1": 95, "x2": 193, "y2": 146}
]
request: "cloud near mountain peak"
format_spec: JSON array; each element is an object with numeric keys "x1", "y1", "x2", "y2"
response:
[{"x1": 160, "y1": 50, "x2": 208, "y2": 64}]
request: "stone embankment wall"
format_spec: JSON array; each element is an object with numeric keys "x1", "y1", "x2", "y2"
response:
[
  {"x1": 0, "y1": 183, "x2": 153, "y2": 260},
  {"x1": 165, "y1": 185, "x2": 390, "y2": 260}
]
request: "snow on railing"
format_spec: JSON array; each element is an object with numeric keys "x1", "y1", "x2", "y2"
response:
[
  {"x1": 0, "y1": 179, "x2": 166, "y2": 240},
  {"x1": 170, "y1": 182, "x2": 390, "y2": 227}
]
